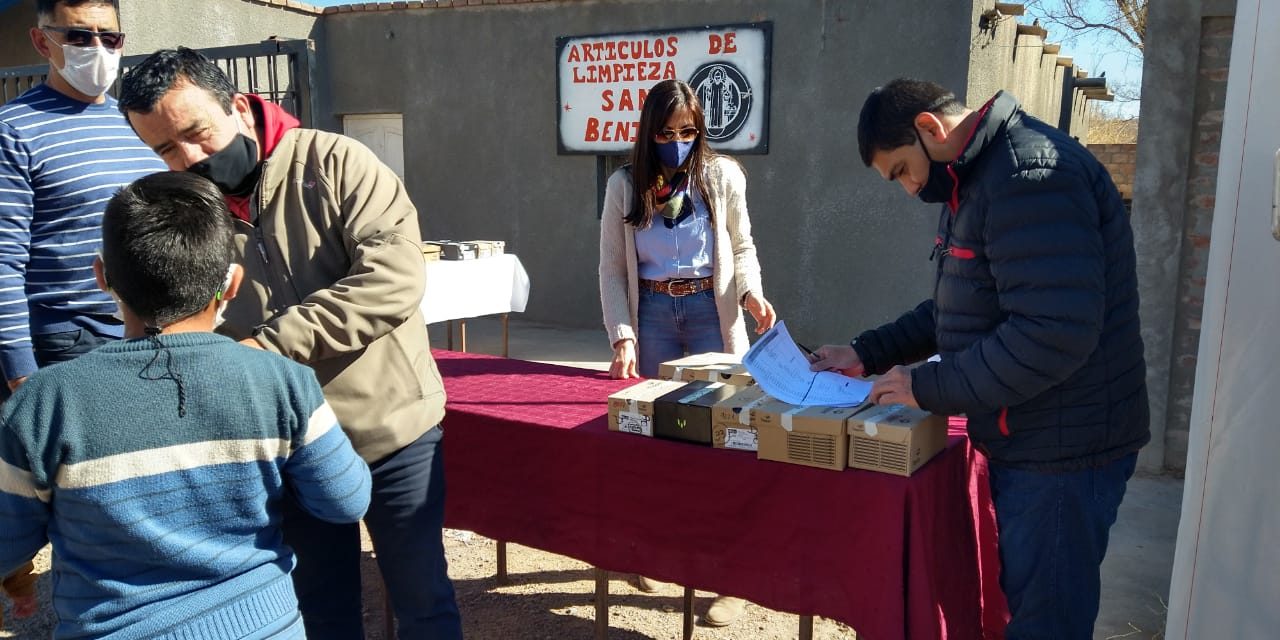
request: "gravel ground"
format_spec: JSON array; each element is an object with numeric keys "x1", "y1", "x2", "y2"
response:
[{"x1": 4, "y1": 531, "x2": 857, "y2": 640}]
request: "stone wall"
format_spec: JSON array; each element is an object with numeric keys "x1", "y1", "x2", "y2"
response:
[{"x1": 1089, "y1": 143, "x2": 1137, "y2": 201}]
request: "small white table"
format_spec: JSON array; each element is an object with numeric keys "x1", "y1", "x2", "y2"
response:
[{"x1": 420, "y1": 254, "x2": 530, "y2": 355}]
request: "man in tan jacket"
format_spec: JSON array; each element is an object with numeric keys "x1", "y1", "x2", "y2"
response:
[{"x1": 118, "y1": 48, "x2": 458, "y2": 640}]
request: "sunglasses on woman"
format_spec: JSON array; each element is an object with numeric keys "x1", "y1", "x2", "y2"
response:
[
  {"x1": 656, "y1": 127, "x2": 700, "y2": 143},
  {"x1": 41, "y1": 26, "x2": 126, "y2": 50}
]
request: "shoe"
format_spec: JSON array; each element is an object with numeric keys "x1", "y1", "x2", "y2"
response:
[
  {"x1": 636, "y1": 575, "x2": 668, "y2": 593},
  {"x1": 703, "y1": 595, "x2": 748, "y2": 627}
]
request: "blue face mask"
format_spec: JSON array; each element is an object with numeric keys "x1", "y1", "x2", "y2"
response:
[{"x1": 657, "y1": 140, "x2": 694, "y2": 169}]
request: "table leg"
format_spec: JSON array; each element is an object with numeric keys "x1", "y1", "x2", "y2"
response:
[
  {"x1": 459, "y1": 318, "x2": 467, "y2": 353},
  {"x1": 495, "y1": 540, "x2": 509, "y2": 585},
  {"x1": 502, "y1": 313, "x2": 509, "y2": 358},
  {"x1": 682, "y1": 587, "x2": 694, "y2": 640},
  {"x1": 594, "y1": 568, "x2": 609, "y2": 640},
  {"x1": 798, "y1": 614, "x2": 814, "y2": 640}
]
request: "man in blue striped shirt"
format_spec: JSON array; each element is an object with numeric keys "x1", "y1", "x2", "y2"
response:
[{"x1": 0, "y1": 0, "x2": 166, "y2": 393}]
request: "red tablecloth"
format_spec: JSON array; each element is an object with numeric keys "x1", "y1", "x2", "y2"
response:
[{"x1": 435, "y1": 349, "x2": 1008, "y2": 640}]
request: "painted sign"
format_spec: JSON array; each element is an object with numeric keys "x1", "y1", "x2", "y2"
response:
[{"x1": 556, "y1": 22, "x2": 772, "y2": 155}]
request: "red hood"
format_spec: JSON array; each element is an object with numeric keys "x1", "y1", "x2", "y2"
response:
[{"x1": 225, "y1": 95, "x2": 301, "y2": 221}]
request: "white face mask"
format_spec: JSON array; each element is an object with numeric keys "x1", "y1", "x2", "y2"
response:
[
  {"x1": 107, "y1": 288, "x2": 126, "y2": 322},
  {"x1": 55, "y1": 43, "x2": 121, "y2": 97},
  {"x1": 212, "y1": 264, "x2": 239, "y2": 330}
]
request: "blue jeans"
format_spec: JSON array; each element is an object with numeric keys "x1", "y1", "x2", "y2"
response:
[
  {"x1": 1, "y1": 328, "x2": 116, "y2": 402},
  {"x1": 33, "y1": 327, "x2": 116, "y2": 366},
  {"x1": 989, "y1": 452, "x2": 1138, "y2": 640},
  {"x1": 636, "y1": 288, "x2": 724, "y2": 378},
  {"x1": 283, "y1": 426, "x2": 460, "y2": 640}
]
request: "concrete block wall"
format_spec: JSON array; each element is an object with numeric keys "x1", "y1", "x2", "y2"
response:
[
  {"x1": 321, "y1": 0, "x2": 974, "y2": 347},
  {"x1": 965, "y1": 0, "x2": 1099, "y2": 131},
  {"x1": 1088, "y1": 143, "x2": 1137, "y2": 201}
]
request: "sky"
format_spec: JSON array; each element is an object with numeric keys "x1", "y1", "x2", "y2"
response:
[
  {"x1": 1025, "y1": 1, "x2": 1145, "y2": 118},
  {"x1": 302, "y1": 0, "x2": 1143, "y2": 117}
]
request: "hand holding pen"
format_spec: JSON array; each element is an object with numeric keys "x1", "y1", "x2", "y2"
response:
[{"x1": 802, "y1": 342, "x2": 866, "y2": 378}]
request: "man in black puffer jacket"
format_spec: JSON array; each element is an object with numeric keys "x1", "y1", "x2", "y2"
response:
[{"x1": 812, "y1": 79, "x2": 1149, "y2": 639}]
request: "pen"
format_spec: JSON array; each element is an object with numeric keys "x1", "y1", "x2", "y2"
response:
[{"x1": 796, "y1": 341, "x2": 819, "y2": 360}]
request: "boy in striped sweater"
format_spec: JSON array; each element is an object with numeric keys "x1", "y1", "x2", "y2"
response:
[{"x1": 0, "y1": 171, "x2": 372, "y2": 639}]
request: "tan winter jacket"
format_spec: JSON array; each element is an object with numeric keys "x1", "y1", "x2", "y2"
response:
[
  {"x1": 219, "y1": 128, "x2": 444, "y2": 464},
  {"x1": 598, "y1": 155, "x2": 764, "y2": 355}
]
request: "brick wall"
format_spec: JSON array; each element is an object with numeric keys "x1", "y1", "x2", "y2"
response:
[
  {"x1": 1162, "y1": 15, "x2": 1233, "y2": 473},
  {"x1": 1089, "y1": 143, "x2": 1137, "y2": 201}
]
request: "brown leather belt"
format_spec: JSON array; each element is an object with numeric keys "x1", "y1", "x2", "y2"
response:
[{"x1": 639, "y1": 277, "x2": 713, "y2": 297}]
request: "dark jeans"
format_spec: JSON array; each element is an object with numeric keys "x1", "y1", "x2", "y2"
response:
[
  {"x1": 636, "y1": 288, "x2": 723, "y2": 378},
  {"x1": 989, "y1": 452, "x2": 1138, "y2": 640},
  {"x1": 283, "y1": 426, "x2": 460, "y2": 640},
  {"x1": 33, "y1": 327, "x2": 116, "y2": 367},
  {"x1": 1, "y1": 328, "x2": 116, "y2": 402}
]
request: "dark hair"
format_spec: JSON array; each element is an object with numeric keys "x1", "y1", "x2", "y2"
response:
[
  {"x1": 36, "y1": 0, "x2": 117, "y2": 23},
  {"x1": 101, "y1": 172, "x2": 234, "y2": 327},
  {"x1": 625, "y1": 79, "x2": 717, "y2": 229},
  {"x1": 857, "y1": 78, "x2": 967, "y2": 166},
  {"x1": 118, "y1": 47, "x2": 237, "y2": 116}
]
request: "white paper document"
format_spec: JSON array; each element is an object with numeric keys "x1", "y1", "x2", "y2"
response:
[{"x1": 742, "y1": 321, "x2": 872, "y2": 407}]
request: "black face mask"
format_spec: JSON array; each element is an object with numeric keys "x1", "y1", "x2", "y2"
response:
[
  {"x1": 915, "y1": 131, "x2": 955, "y2": 204},
  {"x1": 188, "y1": 133, "x2": 261, "y2": 197}
]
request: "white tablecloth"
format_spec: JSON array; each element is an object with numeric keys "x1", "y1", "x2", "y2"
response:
[{"x1": 420, "y1": 254, "x2": 530, "y2": 324}]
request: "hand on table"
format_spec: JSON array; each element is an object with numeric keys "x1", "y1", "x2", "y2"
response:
[
  {"x1": 743, "y1": 292, "x2": 777, "y2": 335},
  {"x1": 609, "y1": 339, "x2": 639, "y2": 379},
  {"x1": 869, "y1": 365, "x2": 919, "y2": 408}
]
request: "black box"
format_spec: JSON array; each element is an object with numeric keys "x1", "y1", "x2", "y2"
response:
[
  {"x1": 653, "y1": 381, "x2": 737, "y2": 445},
  {"x1": 424, "y1": 240, "x2": 477, "y2": 260}
]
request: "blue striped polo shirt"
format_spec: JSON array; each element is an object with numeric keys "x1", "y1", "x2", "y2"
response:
[{"x1": 0, "y1": 84, "x2": 167, "y2": 380}]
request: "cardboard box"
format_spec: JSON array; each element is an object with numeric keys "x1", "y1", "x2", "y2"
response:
[
  {"x1": 710, "y1": 385, "x2": 771, "y2": 452},
  {"x1": 688, "y1": 362, "x2": 754, "y2": 386},
  {"x1": 607, "y1": 379, "x2": 686, "y2": 437},
  {"x1": 754, "y1": 400, "x2": 864, "y2": 471},
  {"x1": 469, "y1": 240, "x2": 506, "y2": 258},
  {"x1": 653, "y1": 381, "x2": 737, "y2": 445},
  {"x1": 846, "y1": 404, "x2": 948, "y2": 476},
  {"x1": 424, "y1": 240, "x2": 477, "y2": 260},
  {"x1": 657, "y1": 353, "x2": 743, "y2": 382}
]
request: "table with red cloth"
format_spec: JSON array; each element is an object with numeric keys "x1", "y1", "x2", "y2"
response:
[{"x1": 435, "y1": 349, "x2": 1009, "y2": 640}]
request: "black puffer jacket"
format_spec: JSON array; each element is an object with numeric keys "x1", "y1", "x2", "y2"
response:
[{"x1": 853, "y1": 92, "x2": 1149, "y2": 470}]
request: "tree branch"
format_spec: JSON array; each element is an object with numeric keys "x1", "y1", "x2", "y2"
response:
[{"x1": 1023, "y1": 0, "x2": 1146, "y2": 52}]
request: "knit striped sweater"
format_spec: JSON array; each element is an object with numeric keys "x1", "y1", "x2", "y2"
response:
[
  {"x1": 0, "y1": 333, "x2": 372, "y2": 639},
  {"x1": 0, "y1": 84, "x2": 168, "y2": 380}
]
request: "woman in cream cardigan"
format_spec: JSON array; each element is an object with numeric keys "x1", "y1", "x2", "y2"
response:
[
  {"x1": 597, "y1": 79, "x2": 775, "y2": 628},
  {"x1": 598, "y1": 79, "x2": 775, "y2": 381}
]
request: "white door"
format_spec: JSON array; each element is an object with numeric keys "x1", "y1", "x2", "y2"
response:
[
  {"x1": 1166, "y1": 1, "x2": 1280, "y2": 637},
  {"x1": 343, "y1": 114, "x2": 405, "y2": 181}
]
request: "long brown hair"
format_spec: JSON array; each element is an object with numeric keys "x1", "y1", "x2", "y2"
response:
[{"x1": 625, "y1": 80, "x2": 716, "y2": 229}]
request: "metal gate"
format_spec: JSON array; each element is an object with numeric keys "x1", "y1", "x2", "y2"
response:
[{"x1": 0, "y1": 38, "x2": 317, "y2": 127}]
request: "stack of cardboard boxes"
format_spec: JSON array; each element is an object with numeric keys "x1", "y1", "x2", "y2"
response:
[
  {"x1": 422, "y1": 240, "x2": 506, "y2": 261},
  {"x1": 607, "y1": 353, "x2": 949, "y2": 476}
]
